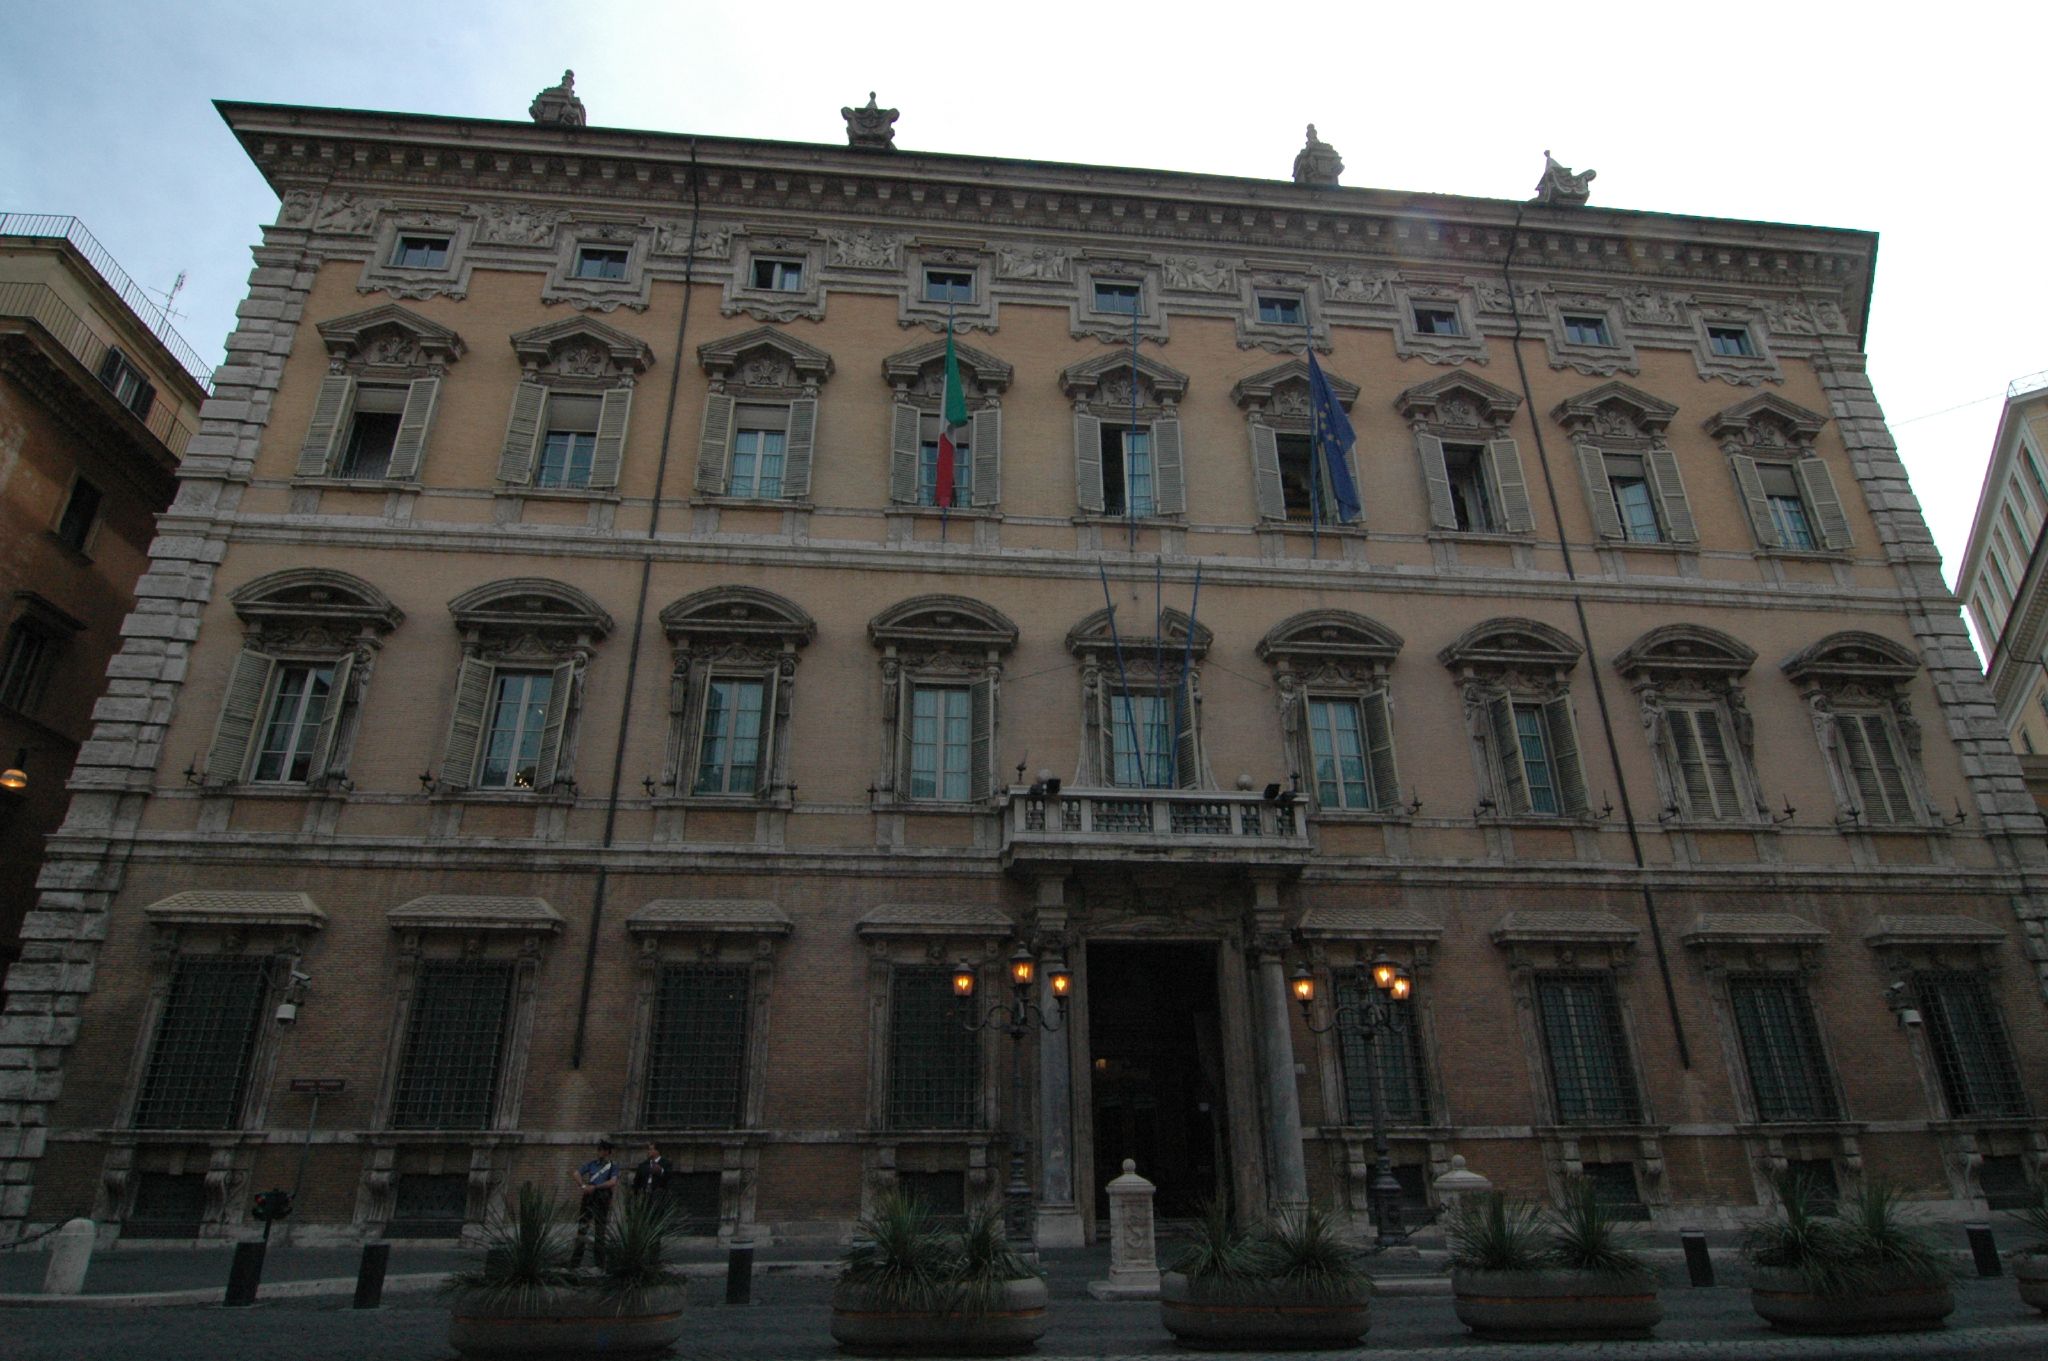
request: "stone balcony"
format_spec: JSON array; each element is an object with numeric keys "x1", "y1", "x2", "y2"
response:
[{"x1": 998, "y1": 785, "x2": 1313, "y2": 876}]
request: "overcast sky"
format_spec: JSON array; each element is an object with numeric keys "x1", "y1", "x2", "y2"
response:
[{"x1": 8, "y1": 1, "x2": 2043, "y2": 626}]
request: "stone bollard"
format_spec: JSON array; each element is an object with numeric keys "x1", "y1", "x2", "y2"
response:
[
  {"x1": 1431, "y1": 1155, "x2": 1492, "y2": 1222},
  {"x1": 1087, "y1": 1160, "x2": 1161, "y2": 1300},
  {"x1": 41, "y1": 1218, "x2": 95, "y2": 1296}
]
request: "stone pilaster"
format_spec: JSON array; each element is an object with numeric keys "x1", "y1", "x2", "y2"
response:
[{"x1": 1248, "y1": 874, "x2": 1307, "y2": 1210}]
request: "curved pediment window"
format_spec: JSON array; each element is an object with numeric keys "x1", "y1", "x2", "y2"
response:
[
  {"x1": 1259, "y1": 611, "x2": 1405, "y2": 814},
  {"x1": 881, "y1": 340, "x2": 1012, "y2": 510},
  {"x1": 693, "y1": 328, "x2": 836, "y2": 504},
  {"x1": 1783, "y1": 632, "x2": 1928, "y2": 828},
  {"x1": 296, "y1": 305, "x2": 466, "y2": 483},
  {"x1": 1615, "y1": 625, "x2": 1764, "y2": 826},
  {"x1": 659, "y1": 587, "x2": 815, "y2": 806},
  {"x1": 869, "y1": 595, "x2": 1018, "y2": 807},
  {"x1": 1060, "y1": 353, "x2": 1190, "y2": 519},
  {"x1": 1395, "y1": 373, "x2": 1534, "y2": 535},
  {"x1": 1066, "y1": 606, "x2": 1209, "y2": 789},
  {"x1": 1232, "y1": 360, "x2": 1364, "y2": 526},
  {"x1": 1440, "y1": 619, "x2": 1589, "y2": 820}
]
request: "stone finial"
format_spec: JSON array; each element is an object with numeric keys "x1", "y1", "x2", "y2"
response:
[
  {"x1": 1432, "y1": 1154, "x2": 1494, "y2": 1219},
  {"x1": 1533, "y1": 150, "x2": 1595, "y2": 207},
  {"x1": 530, "y1": 70, "x2": 587, "y2": 128},
  {"x1": 1292, "y1": 123, "x2": 1343, "y2": 187},
  {"x1": 843, "y1": 92, "x2": 899, "y2": 151}
]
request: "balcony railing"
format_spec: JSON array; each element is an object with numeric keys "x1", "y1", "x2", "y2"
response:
[
  {"x1": 1000, "y1": 785, "x2": 1312, "y2": 870},
  {"x1": 1, "y1": 213, "x2": 213, "y2": 387},
  {"x1": 0, "y1": 280, "x2": 197, "y2": 457}
]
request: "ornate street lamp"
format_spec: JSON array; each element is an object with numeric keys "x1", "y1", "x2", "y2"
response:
[
  {"x1": 1291, "y1": 953, "x2": 1416, "y2": 1245},
  {"x1": 954, "y1": 943, "x2": 1072, "y2": 1244}
]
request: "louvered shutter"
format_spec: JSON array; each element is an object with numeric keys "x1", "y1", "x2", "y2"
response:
[
  {"x1": 1489, "y1": 437, "x2": 1535, "y2": 532},
  {"x1": 1363, "y1": 689, "x2": 1400, "y2": 812},
  {"x1": 297, "y1": 375, "x2": 354, "y2": 478},
  {"x1": 781, "y1": 398, "x2": 817, "y2": 500},
  {"x1": 587, "y1": 387, "x2": 632, "y2": 490},
  {"x1": 1797, "y1": 455, "x2": 1852, "y2": 549},
  {"x1": 755, "y1": 666, "x2": 782, "y2": 795},
  {"x1": 305, "y1": 652, "x2": 355, "y2": 784},
  {"x1": 1730, "y1": 455, "x2": 1781, "y2": 547},
  {"x1": 695, "y1": 392, "x2": 735, "y2": 494},
  {"x1": 1417, "y1": 432, "x2": 1457, "y2": 529},
  {"x1": 1865, "y1": 715, "x2": 1912, "y2": 822},
  {"x1": 385, "y1": 377, "x2": 440, "y2": 481},
  {"x1": 1667, "y1": 708, "x2": 1710, "y2": 817},
  {"x1": 1836, "y1": 714, "x2": 1889, "y2": 820},
  {"x1": 1074, "y1": 412, "x2": 1104, "y2": 513},
  {"x1": 661, "y1": 668, "x2": 691, "y2": 792},
  {"x1": 1152, "y1": 418, "x2": 1186, "y2": 515},
  {"x1": 1487, "y1": 693, "x2": 1527, "y2": 813},
  {"x1": 439, "y1": 657, "x2": 493, "y2": 789},
  {"x1": 532, "y1": 660, "x2": 577, "y2": 790},
  {"x1": 1695, "y1": 707, "x2": 1742, "y2": 818},
  {"x1": 1576, "y1": 443, "x2": 1624, "y2": 539},
  {"x1": 1171, "y1": 674, "x2": 1200, "y2": 789},
  {"x1": 497, "y1": 382, "x2": 547, "y2": 485},
  {"x1": 205, "y1": 649, "x2": 274, "y2": 783},
  {"x1": 1251, "y1": 423, "x2": 1287, "y2": 521},
  {"x1": 1646, "y1": 445, "x2": 1698, "y2": 543},
  {"x1": 1545, "y1": 695, "x2": 1589, "y2": 815},
  {"x1": 888, "y1": 402, "x2": 920, "y2": 505},
  {"x1": 970, "y1": 405, "x2": 1002, "y2": 507},
  {"x1": 970, "y1": 674, "x2": 994, "y2": 800}
]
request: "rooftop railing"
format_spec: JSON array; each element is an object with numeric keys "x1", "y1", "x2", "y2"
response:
[
  {"x1": 0, "y1": 212, "x2": 213, "y2": 389},
  {"x1": 2009, "y1": 370, "x2": 2048, "y2": 402},
  {"x1": 0, "y1": 280, "x2": 197, "y2": 457}
]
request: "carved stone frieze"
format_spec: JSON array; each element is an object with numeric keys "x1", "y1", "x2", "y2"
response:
[
  {"x1": 1162, "y1": 256, "x2": 1233, "y2": 292},
  {"x1": 477, "y1": 202, "x2": 563, "y2": 246},
  {"x1": 314, "y1": 194, "x2": 383, "y2": 236},
  {"x1": 995, "y1": 243, "x2": 1071, "y2": 281},
  {"x1": 1322, "y1": 269, "x2": 1391, "y2": 303},
  {"x1": 652, "y1": 219, "x2": 734, "y2": 258},
  {"x1": 828, "y1": 228, "x2": 901, "y2": 269}
]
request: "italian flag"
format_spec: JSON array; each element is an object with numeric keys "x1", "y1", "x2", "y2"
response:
[{"x1": 937, "y1": 318, "x2": 968, "y2": 509}]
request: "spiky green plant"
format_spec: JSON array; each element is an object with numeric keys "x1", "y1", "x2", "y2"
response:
[
  {"x1": 1261, "y1": 1205, "x2": 1372, "y2": 1301},
  {"x1": 445, "y1": 1183, "x2": 575, "y2": 1311},
  {"x1": 2003, "y1": 1184, "x2": 2048, "y2": 1258},
  {"x1": 1545, "y1": 1178, "x2": 1652, "y2": 1279},
  {"x1": 1740, "y1": 1173, "x2": 1867, "y2": 1298},
  {"x1": 953, "y1": 1201, "x2": 1042, "y2": 1316},
  {"x1": 1838, "y1": 1180, "x2": 1948, "y2": 1283},
  {"x1": 595, "y1": 1193, "x2": 684, "y2": 1313},
  {"x1": 1167, "y1": 1199, "x2": 1274, "y2": 1299},
  {"x1": 1446, "y1": 1192, "x2": 1547, "y2": 1272},
  {"x1": 839, "y1": 1190, "x2": 963, "y2": 1314}
]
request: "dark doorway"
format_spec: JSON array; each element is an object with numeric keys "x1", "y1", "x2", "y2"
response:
[{"x1": 1087, "y1": 941, "x2": 1230, "y2": 1220}]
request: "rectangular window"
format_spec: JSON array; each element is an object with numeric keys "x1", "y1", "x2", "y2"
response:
[
  {"x1": 133, "y1": 955, "x2": 272, "y2": 1129},
  {"x1": 55, "y1": 477, "x2": 102, "y2": 552},
  {"x1": 1583, "y1": 1162, "x2": 1650, "y2": 1220},
  {"x1": 751, "y1": 257, "x2": 804, "y2": 291},
  {"x1": 391, "y1": 235, "x2": 451, "y2": 269},
  {"x1": 0, "y1": 621, "x2": 55, "y2": 714},
  {"x1": 335, "y1": 383, "x2": 406, "y2": 480},
  {"x1": 643, "y1": 963, "x2": 750, "y2": 1129},
  {"x1": 250, "y1": 663, "x2": 336, "y2": 784},
  {"x1": 1093, "y1": 281, "x2": 1141, "y2": 315},
  {"x1": 917, "y1": 414, "x2": 972, "y2": 507},
  {"x1": 694, "y1": 677, "x2": 767, "y2": 795},
  {"x1": 391, "y1": 959, "x2": 515, "y2": 1130},
  {"x1": 1515, "y1": 704, "x2": 1560, "y2": 815},
  {"x1": 1334, "y1": 976, "x2": 1428, "y2": 1123},
  {"x1": 1256, "y1": 293, "x2": 1303, "y2": 326},
  {"x1": 1308, "y1": 697, "x2": 1373, "y2": 809},
  {"x1": 535, "y1": 393, "x2": 601, "y2": 489},
  {"x1": 1914, "y1": 970, "x2": 2027, "y2": 1118},
  {"x1": 1276, "y1": 432, "x2": 1331, "y2": 522},
  {"x1": 1443, "y1": 443, "x2": 1497, "y2": 532},
  {"x1": 1563, "y1": 314, "x2": 1613, "y2": 347},
  {"x1": 888, "y1": 966, "x2": 979, "y2": 1129},
  {"x1": 1708, "y1": 325, "x2": 1756, "y2": 358},
  {"x1": 1109, "y1": 690, "x2": 1174, "y2": 789},
  {"x1": 1412, "y1": 305, "x2": 1462, "y2": 337},
  {"x1": 1833, "y1": 711, "x2": 1914, "y2": 824},
  {"x1": 387, "y1": 1173, "x2": 470, "y2": 1238},
  {"x1": 127, "y1": 1172, "x2": 209, "y2": 1237},
  {"x1": 1604, "y1": 453, "x2": 1663, "y2": 543},
  {"x1": 1101, "y1": 425, "x2": 1154, "y2": 517},
  {"x1": 477, "y1": 670, "x2": 554, "y2": 790},
  {"x1": 1980, "y1": 1155, "x2": 2036, "y2": 1210},
  {"x1": 1728, "y1": 974, "x2": 1838, "y2": 1122},
  {"x1": 730, "y1": 405, "x2": 789, "y2": 499},
  {"x1": 95, "y1": 346, "x2": 156, "y2": 418},
  {"x1": 1665, "y1": 705, "x2": 1743, "y2": 820},
  {"x1": 909, "y1": 684, "x2": 973, "y2": 801},
  {"x1": 1535, "y1": 971, "x2": 1643, "y2": 1124},
  {"x1": 1756, "y1": 464, "x2": 1817, "y2": 549},
  {"x1": 923, "y1": 269, "x2": 975, "y2": 304},
  {"x1": 573, "y1": 246, "x2": 629, "y2": 280}
]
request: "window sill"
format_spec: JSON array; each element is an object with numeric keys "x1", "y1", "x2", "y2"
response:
[
  {"x1": 41, "y1": 530, "x2": 95, "y2": 565},
  {"x1": 652, "y1": 793, "x2": 793, "y2": 812},
  {"x1": 1308, "y1": 808, "x2": 1412, "y2": 825},
  {"x1": 1732, "y1": 1119, "x2": 1864, "y2": 1136},
  {"x1": 212, "y1": 781, "x2": 351, "y2": 801},
  {"x1": 873, "y1": 797, "x2": 992, "y2": 815},
  {"x1": 1758, "y1": 544, "x2": 1849, "y2": 563},
  {"x1": 435, "y1": 786, "x2": 577, "y2": 806},
  {"x1": 293, "y1": 475, "x2": 421, "y2": 491},
  {"x1": 104, "y1": 1128, "x2": 267, "y2": 1144},
  {"x1": 1072, "y1": 513, "x2": 1183, "y2": 528},
  {"x1": 692, "y1": 495, "x2": 813, "y2": 511},
  {"x1": 888, "y1": 504, "x2": 1000, "y2": 520},
  {"x1": 1659, "y1": 816, "x2": 1775, "y2": 833},
  {"x1": 1596, "y1": 537, "x2": 1695, "y2": 555},
  {"x1": 1478, "y1": 813, "x2": 1602, "y2": 829},
  {"x1": 499, "y1": 486, "x2": 620, "y2": 504},
  {"x1": 1424, "y1": 529, "x2": 1531, "y2": 546},
  {"x1": 1260, "y1": 518, "x2": 1365, "y2": 536},
  {"x1": 370, "y1": 1129, "x2": 526, "y2": 1144}
]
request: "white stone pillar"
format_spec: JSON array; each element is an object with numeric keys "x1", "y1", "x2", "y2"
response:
[
  {"x1": 1087, "y1": 1160, "x2": 1161, "y2": 1299},
  {"x1": 41, "y1": 1217, "x2": 95, "y2": 1295},
  {"x1": 1032, "y1": 880, "x2": 1083, "y2": 1248},
  {"x1": 1250, "y1": 878, "x2": 1307, "y2": 1211}
]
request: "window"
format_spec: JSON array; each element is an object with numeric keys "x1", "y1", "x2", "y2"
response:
[
  {"x1": 1102, "y1": 425, "x2": 1155, "y2": 517},
  {"x1": 1307, "y1": 695, "x2": 1395, "y2": 811},
  {"x1": 909, "y1": 684, "x2": 973, "y2": 801},
  {"x1": 888, "y1": 966, "x2": 979, "y2": 1129},
  {"x1": 477, "y1": 670, "x2": 555, "y2": 790},
  {"x1": 1486, "y1": 694, "x2": 1586, "y2": 817},
  {"x1": 730, "y1": 406, "x2": 789, "y2": 499},
  {"x1": 299, "y1": 307, "x2": 464, "y2": 482},
  {"x1": 1515, "y1": 705, "x2": 1563, "y2": 814},
  {"x1": 54, "y1": 477, "x2": 101, "y2": 552},
  {"x1": 499, "y1": 384, "x2": 631, "y2": 492},
  {"x1": 661, "y1": 586, "x2": 810, "y2": 802},
  {"x1": 1563, "y1": 314, "x2": 1613, "y2": 347},
  {"x1": 1832, "y1": 711, "x2": 1914, "y2": 824},
  {"x1": 694, "y1": 331, "x2": 832, "y2": 503},
  {"x1": 326, "y1": 383, "x2": 403, "y2": 480},
  {"x1": 1400, "y1": 376, "x2": 1536, "y2": 534},
  {"x1": 391, "y1": 959, "x2": 515, "y2": 1129},
  {"x1": 923, "y1": 269, "x2": 975, "y2": 304},
  {"x1": 1256, "y1": 293, "x2": 1303, "y2": 326},
  {"x1": 1710, "y1": 396, "x2": 1849, "y2": 551},
  {"x1": 1757, "y1": 463, "x2": 1817, "y2": 549},
  {"x1": 1275, "y1": 432, "x2": 1351, "y2": 522},
  {"x1": 0, "y1": 619, "x2": 56, "y2": 714},
  {"x1": 132, "y1": 955, "x2": 272, "y2": 1129},
  {"x1": 535, "y1": 393, "x2": 601, "y2": 490},
  {"x1": 1728, "y1": 975, "x2": 1838, "y2": 1122},
  {"x1": 1583, "y1": 1162, "x2": 1650, "y2": 1220},
  {"x1": 1786, "y1": 632, "x2": 1925, "y2": 827},
  {"x1": 1335, "y1": 976, "x2": 1428, "y2": 1123},
  {"x1": 917, "y1": 415, "x2": 972, "y2": 507},
  {"x1": 1535, "y1": 971, "x2": 1643, "y2": 1124},
  {"x1": 1444, "y1": 619, "x2": 1587, "y2": 818},
  {"x1": 1108, "y1": 689, "x2": 1177, "y2": 789},
  {"x1": 751, "y1": 257, "x2": 804, "y2": 291},
  {"x1": 1707, "y1": 325, "x2": 1755, "y2": 358},
  {"x1": 643, "y1": 964, "x2": 750, "y2": 1128},
  {"x1": 95, "y1": 346, "x2": 156, "y2": 418},
  {"x1": 249, "y1": 663, "x2": 336, "y2": 784},
  {"x1": 1442, "y1": 445, "x2": 1498, "y2": 532},
  {"x1": 1064, "y1": 353, "x2": 1188, "y2": 518},
  {"x1": 1663, "y1": 704, "x2": 1745, "y2": 821},
  {"x1": 871, "y1": 595, "x2": 1011, "y2": 806},
  {"x1": 1412, "y1": 305, "x2": 1462, "y2": 337},
  {"x1": 438, "y1": 613, "x2": 584, "y2": 798},
  {"x1": 573, "y1": 246, "x2": 628, "y2": 280},
  {"x1": 693, "y1": 677, "x2": 768, "y2": 795},
  {"x1": 1071, "y1": 605, "x2": 1206, "y2": 789},
  {"x1": 1604, "y1": 453, "x2": 1663, "y2": 543},
  {"x1": 391, "y1": 235, "x2": 451, "y2": 269},
  {"x1": 1093, "y1": 281, "x2": 1141, "y2": 315},
  {"x1": 1261, "y1": 609, "x2": 1404, "y2": 813},
  {"x1": 1914, "y1": 970, "x2": 2027, "y2": 1118}
]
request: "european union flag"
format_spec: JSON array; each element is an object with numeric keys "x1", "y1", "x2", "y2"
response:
[{"x1": 1306, "y1": 351, "x2": 1362, "y2": 523}]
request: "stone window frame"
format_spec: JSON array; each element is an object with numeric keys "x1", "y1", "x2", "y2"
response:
[
  {"x1": 694, "y1": 326, "x2": 835, "y2": 506},
  {"x1": 881, "y1": 338, "x2": 1011, "y2": 513},
  {"x1": 1689, "y1": 301, "x2": 1782, "y2": 386},
  {"x1": 1392, "y1": 280, "x2": 1487, "y2": 366},
  {"x1": 657, "y1": 586, "x2": 815, "y2": 810},
  {"x1": 1614, "y1": 624, "x2": 1769, "y2": 828},
  {"x1": 869, "y1": 595, "x2": 1018, "y2": 811},
  {"x1": 50, "y1": 471, "x2": 103, "y2": 557},
  {"x1": 1552, "y1": 382, "x2": 1697, "y2": 548},
  {"x1": 900, "y1": 242, "x2": 997, "y2": 333},
  {"x1": 1257, "y1": 610, "x2": 1407, "y2": 819},
  {"x1": 723, "y1": 231, "x2": 825, "y2": 324},
  {"x1": 1066, "y1": 606, "x2": 1213, "y2": 790},
  {"x1": 1070, "y1": 255, "x2": 1167, "y2": 346},
  {"x1": 199, "y1": 569, "x2": 404, "y2": 792},
  {"x1": 1232, "y1": 359, "x2": 1364, "y2": 530},
  {"x1": 0, "y1": 591, "x2": 81, "y2": 719},
  {"x1": 1236, "y1": 266, "x2": 1330, "y2": 353},
  {"x1": 1782, "y1": 632, "x2": 1934, "y2": 831},
  {"x1": 1704, "y1": 393, "x2": 1853, "y2": 556},
  {"x1": 1440, "y1": 619, "x2": 1592, "y2": 822},
  {"x1": 1395, "y1": 373, "x2": 1535, "y2": 537},
  {"x1": 496, "y1": 317, "x2": 655, "y2": 498},
  {"x1": 1539, "y1": 290, "x2": 1640, "y2": 377},
  {"x1": 1059, "y1": 351, "x2": 1190, "y2": 521},
  {"x1": 357, "y1": 207, "x2": 478, "y2": 302},
  {"x1": 542, "y1": 218, "x2": 656, "y2": 313},
  {"x1": 433, "y1": 579, "x2": 613, "y2": 801},
  {"x1": 296, "y1": 305, "x2": 465, "y2": 484}
]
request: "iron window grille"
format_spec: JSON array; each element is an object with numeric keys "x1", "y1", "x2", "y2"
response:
[
  {"x1": 1913, "y1": 970, "x2": 2028, "y2": 1118},
  {"x1": 126, "y1": 1172, "x2": 209, "y2": 1238},
  {"x1": 1583, "y1": 1161, "x2": 1650, "y2": 1219},
  {"x1": 1535, "y1": 971, "x2": 1644, "y2": 1124},
  {"x1": 1334, "y1": 976, "x2": 1430, "y2": 1124},
  {"x1": 1728, "y1": 974, "x2": 1839, "y2": 1122},
  {"x1": 392, "y1": 960, "x2": 516, "y2": 1130},
  {"x1": 670, "y1": 1170, "x2": 724, "y2": 1235},
  {"x1": 133, "y1": 955, "x2": 273, "y2": 1129},
  {"x1": 387, "y1": 1172, "x2": 470, "y2": 1237},
  {"x1": 642, "y1": 963, "x2": 751, "y2": 1129},
  {"x1": 887, "y1": 966, "x2": 980, "y2": 1130}
]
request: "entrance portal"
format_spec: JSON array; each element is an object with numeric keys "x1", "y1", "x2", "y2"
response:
[{"x1": 1086, "y1": 941, "x2": 1230, "y2": 1221}]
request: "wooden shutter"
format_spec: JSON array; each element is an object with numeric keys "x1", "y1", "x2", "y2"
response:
[
  {"x1": 304, "y1": 652, "x2": 355, "y2": 784},
  {"x1": 1576, "y1": 443, "x2": 1624, "y2": 539},
  {"x1": 1489, "y1": 437, "x2": 1535, "y2": 532},
  {"x1": 780, "y1": 398, "x2": 817, "y2": 500},
  {"x1": 1363, "y1": 689, "x2": 1399, "y2": 812},
  {"x1": 1797, "y1": 454, "x2": 1852, "y2": 550},
  {"x1": 1172, "y1": 675, "x2": 1200, "y2": 789},
  {"x1": 205, "y1": 649, "x2": 273, "y2": 783},
  {"x1": 297, "y1": 375, "x2": 354, "y2": 478},
  {"x1": 1487, "y1": 693, "x2": 1527, "y2": 814},
  {"x1": 1646, "y1": 445, "x2": 1698, "y2": 543},
  {"x1": 439, "y1": 657, "x2": 493, "y2": 789},
  {"x1": 1251, "y1": 422, "x2": 1286, "y2": 521},
  {"x1": 587, "y1": 388, "x2": 632, "y2": 490},
  {"x1": 971, "y1": 405, "x2": 1002, "y2": 507},
  {"x1": 532, "y1": 659, "x2": 577, "y2": 790},
  {"x1": 497, "y1": 381, "x2": 547, "y2": 485},
  {"x1": 1730, "y1": 454, "x2": 1781, "y2": 547},
  {"x1": 888, "y1": 401, "x2": 920, "y2": 504},
  {"x1": 755, "y1": 666, "x2": 782, "y2": 795},
  {"x1": 1152, "y1": 418, "x2": 1186, "y2": 515},
  {"x1": 1074, "y1": 411, "x2": 1105, "y2": 513},
  {"x1": 970, "y1": 674, "x2": 994, "y2": 800},
  {"x1": 1666, "y1": 708, "x2": 1709, "y2": 817},
  {"x1": 1694, "y1": 707, "x2": 1742, "y2": 818},
  {"x1": 695, "y1": 392, "x2": 735, "y2": 494},
  {"x1": 660, "y1": 668, "x2": 691, "y2": 792},
  {"x1": 1418, "y1": 432, "x2": 1457, "y2": 529},
  {"x1": 385, "y1": 377, "x2": 440, "y2": 481},
  {"x1": 1544, "y1": 695, "x2": 1589, "y2": 814}
]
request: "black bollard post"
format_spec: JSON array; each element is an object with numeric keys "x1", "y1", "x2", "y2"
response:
[
  {"x1": 1678, "y1": 1228, "x2": 1715, "y2": 1287},
  {"x1": 1966, "y1": 1222, "x2": 2002, "y2": 1278},
  {"x1": 725, "y1": 1241, "x2": 754, "y2": 1305},
  {"x1": 354, "y1": 1242, "x2": 392, "y2": 1308},
  {"x1": 224, "y1": 1241, "x2": 268, "y2": 1307}
]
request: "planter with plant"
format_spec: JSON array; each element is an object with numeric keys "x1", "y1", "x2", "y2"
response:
[
  {"x1": 2007, "y1": 1186, "x2": 2048, "y2": 1312},
  {"x1": 444, "y1": 1186, "x2": 688, "y2": 1360},
  {"x1": 1448, "y1": 1182, "x2": 1661, "y2": 1341},
  {"x1": 1742, "y1": 1179, "x2": 1953, "y2": 1334},
  {"x1": 1158, "y1": 1203, "x2": 1373, "y2": 1350},
  {"x1": 830, "y1": 1193, "x2": 1048, "y2": 1356}
]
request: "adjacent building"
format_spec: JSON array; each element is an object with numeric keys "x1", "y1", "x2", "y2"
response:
[{"x1": 3, "y1": 80, "x2": 2044, "y2": 1246}]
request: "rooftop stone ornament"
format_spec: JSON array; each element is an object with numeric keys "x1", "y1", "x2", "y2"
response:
[
  {"x1": 843, "y1": 92, "x2": 899, "y2": 151},
  {"x1": 1534, "y1": 150, "x2": 1596, "y2": 207},
  {"x1": 1292, "y1": 124, "x2": 1344, "y2": 187},
  {"x1": 530, "y1": 70, "x2": 587, "y2": 127}
]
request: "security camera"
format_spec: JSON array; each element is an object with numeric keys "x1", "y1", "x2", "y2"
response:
[
  {"x1": 1897, "y1": 1008, "x2": 1923, "y2": 1027},
  {"x1": 1885, "y1": 980, "x2": 1907, "y2": 998},
  {"x1": 274, "y1": 1001, "x2": 299, "y2": 1026},
  {"x1": 290, "y1": 970, "x2": 312, "y2": 987}
]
